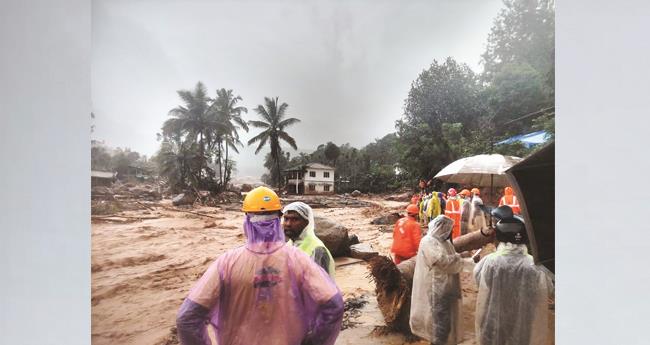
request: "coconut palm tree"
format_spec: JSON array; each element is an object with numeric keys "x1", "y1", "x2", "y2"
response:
[
  {"x1": 163, "y1": 82, "x2": 214, "y2": 184},
  {"x1": 210, "y1": 88, "x2": 248, "y2": 187},
  {"x1": 248, "y1": 97, "x2": 300, "y2": 188}
]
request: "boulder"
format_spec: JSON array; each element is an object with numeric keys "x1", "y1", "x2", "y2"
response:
[
  {"x1": 314, "y1": 216, "x2": 351, "y2": 257},
  {"x1": 370, "y1": 212, "x2": 402, "y2": 225},
  {"x1": 172, "y1": 193, "x2": 195, "y2": 206},
  {"x1": 350, "y1": 190, "x2": 362, "y2": 197},
  {"x1": 350, "y1": 243, "x2": 378, "y2": 260},
  {"x1": 241, "y1": 184, "x2": 253, "y2": 192},
  {"x1": 385, "y1": 192, "x2": 411, "y2": 202}
]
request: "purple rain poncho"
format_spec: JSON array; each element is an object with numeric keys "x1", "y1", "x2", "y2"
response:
[{"x1": 176, "y1": 214, "x2": 344, "y2": 345}]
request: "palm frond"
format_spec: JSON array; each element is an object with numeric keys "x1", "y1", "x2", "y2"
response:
[
  {"x1": 254, "y1": 135, "x2": 269, "y2": 154},
  {"x1": 278, "y1": 131, "x2": 298, "y2": 150},
  {"x1": 248, "y1": 120, "x2": 270, "y2": 128},
  {"x1": 277, "y1": 102, "x2": 289, "y2": 120},
  {"x1": 278, "y1": 117, "x2": 300, "y2": 129}
]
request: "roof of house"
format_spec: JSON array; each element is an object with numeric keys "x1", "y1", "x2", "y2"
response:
[
  {"x1": 306, "y1": 162, "x2": 334, "y2": 170},
  {"x1": 91, "y1": 170, "x2": 116, "y2": 179},
  {"x1": 284, "y1": 162, "x2": 335, "y2": 172}
]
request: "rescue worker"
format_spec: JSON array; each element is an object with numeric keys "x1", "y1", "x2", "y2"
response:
[
  {"x1": 473, "y1": 205, "x2": 554, "y2": 345},
  {"x1": 282, "y1": 201, "x2": 336, "y2": 279},
  {"x1": 469, "y1": 188, "x2": 488, "y2": 232},
  {"x1": 444, "y1": 188, "x2": 462, "y2": 239},
  {"x1": 176, "y1": 187, "x2": 344, "y2": 345},
  {"x1": 391, "y1": 204, "x2": 423, "y2": 264},
  {"x1": 409, "y1": 215, "x2": 475, "y2": 345},
  {"x1": 459, "y1": 189, "x2": 472, "y2": 235},
  {"x1": 498, "y1": 186, "x2": 521, "y2": 215}
]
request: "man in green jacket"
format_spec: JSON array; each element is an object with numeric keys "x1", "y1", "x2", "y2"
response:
[{"x1": 282, "y1": 201, "x2": 336, "y2": 279}]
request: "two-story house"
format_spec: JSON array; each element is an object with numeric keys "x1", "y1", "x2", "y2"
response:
[{"x1": 284, "y1": 163, "x2": 335, "y2": 195}]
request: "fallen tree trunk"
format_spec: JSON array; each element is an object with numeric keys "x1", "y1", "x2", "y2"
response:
[{"x1": 453, "y1": 227, "x2": 496, "y2": 253}]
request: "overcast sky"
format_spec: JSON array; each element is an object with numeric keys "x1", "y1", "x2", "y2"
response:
[{"x1": 92, "y1": 0, "x2": 505, "y2": 178}]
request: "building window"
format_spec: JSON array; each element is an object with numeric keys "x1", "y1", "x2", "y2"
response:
[
  {"x1": 324, "y1": 184, "x2": 331, "y2": 192},
  {"x1": 308, "y1": 184, "x2": 316, "y2": 191},
  {"x1": 309, "y1": 171, "x2": 316, "y2": 177},
  {"x1": 324, "y1": 172, "x2": 330, "y2": 178}
]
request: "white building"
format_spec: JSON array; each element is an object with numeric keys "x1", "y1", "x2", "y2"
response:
[{"x1": 284, "y1": 163, "x2": 335, "y2": 195}]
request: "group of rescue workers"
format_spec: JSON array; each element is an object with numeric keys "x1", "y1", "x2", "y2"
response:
[
  {"x1": 392, "y1": 185, "x2": 552, "y2": 345},
  {"x1": 175, "y1": 185, "x2": 554, "y2": 345}
]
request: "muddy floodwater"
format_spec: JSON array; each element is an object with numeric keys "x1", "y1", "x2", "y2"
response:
[{"x1": 91, "y1": 196, "x2": 554, "y2": 345}]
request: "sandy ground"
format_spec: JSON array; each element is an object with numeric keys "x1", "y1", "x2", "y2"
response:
[{"x1": 91, "y1": 195, "x2": 554, "y2": 345}]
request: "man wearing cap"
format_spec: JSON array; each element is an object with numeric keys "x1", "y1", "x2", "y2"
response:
[
  {"x1": 282, "y1": 201, "x2": 336, "y2": 279},
  {"x1": 176, "y1": 187, "x2": 344, "y2": 345},
  {"x1": 391, "y1": 204, "x2": 423, "y2": 264}
]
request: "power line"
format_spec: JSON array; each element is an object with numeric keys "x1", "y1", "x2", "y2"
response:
[{"x1": 502, "y1": 106, "x2": 555, "y2": 126}]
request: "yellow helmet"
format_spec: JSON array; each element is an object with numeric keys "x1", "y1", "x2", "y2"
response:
[{"x1": 242, "y1": 186, "x2": 282, "y2": 212}]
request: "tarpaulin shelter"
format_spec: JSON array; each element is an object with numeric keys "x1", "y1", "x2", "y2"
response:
[
  {"x1": 497, "y1": 130, "x2": 550, "y2": 148},
  {"x1": 505, "y1": 141, "x2": 555, "y2": 273}
]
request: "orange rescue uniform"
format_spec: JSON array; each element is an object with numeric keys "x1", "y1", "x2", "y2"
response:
[
  {"x1": 499, "y1": 187, "x2": 521, "y2": 214},
  {"x1": 444, "y1": 198, "x2": 462, "y2": 239},
  {"x1": 391, "y1": 215, "x2": 422, "y2": 264}
]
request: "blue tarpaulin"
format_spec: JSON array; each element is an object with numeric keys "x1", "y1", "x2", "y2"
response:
[{"x1": 496, "y1": 131, "x2": 549, "y2": 148}]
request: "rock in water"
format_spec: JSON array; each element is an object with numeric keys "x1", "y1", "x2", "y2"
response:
[
  {"x1": 350, "y1": 243, "x2": 378, "y2": 260},
  {"x1": 314, "y1": 216, "x2": 351, "y2": 257},
  {"x1": 370, "y1": 212, "x2": 402, "y2": 225},
  {"x1": 172, "y1": 193, "x2": 194, "y2": 206}
]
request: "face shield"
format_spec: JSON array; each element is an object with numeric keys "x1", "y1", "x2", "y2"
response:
[{"x1": 243, "y1": 213, "x2": 284, "y2": 254}]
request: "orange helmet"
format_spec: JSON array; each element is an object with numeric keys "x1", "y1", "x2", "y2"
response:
[
  {"x1": 460, "y1": 189, "x2": 471, "y2": 197},
  {"x1": 242, "y1": 186, "x2": 282, "y2": 212},
  {"x1": 504, "y1": 186, "x2": 513, "y2": 195},
  {"x1": 447, "y1": 188, "x2": 457, "y2": 197},
  {"x1": 471, "y1": 188, "x2": 481, "y2": 196},
  {"x1": 406, "y1": 204, "x2": 419, "y2": 215}
]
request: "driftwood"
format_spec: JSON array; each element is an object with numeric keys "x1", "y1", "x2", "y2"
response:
[
  {"x1": 162, "y1": 206, "x2": 225, "y2": 219},
  {"x1": 91, "y1": 215, "x2": 159, "y2": 220}
]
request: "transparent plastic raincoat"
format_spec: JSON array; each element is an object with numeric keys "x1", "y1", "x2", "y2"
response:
[
  {"x1": 473, "y1": 242, "x2": 554, "y2": 345},
  {"x1": 409, "y1": 215, "x2": 475, "y2": 345},
  {"x1": 283, "y1": 202, "x2": 336, "y2": 279},
  {"x1": 176, "y1": 214, "x2": 344, "y2": 345},
  {"x1": 469, "y1": 196, "x2": 488, "y2": 232}
]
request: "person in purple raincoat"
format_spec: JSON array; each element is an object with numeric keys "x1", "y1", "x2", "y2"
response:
[{"x1": 176, "y1": 187, "x2": 344, "y2": 345}]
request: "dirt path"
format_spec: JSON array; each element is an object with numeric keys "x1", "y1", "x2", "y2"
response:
[{"x1": 91, "y1": 196, "x2": 553, "y2": 345}]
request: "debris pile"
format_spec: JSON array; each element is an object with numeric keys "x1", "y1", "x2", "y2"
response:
[
  {"x1": 284, "y1": 195, "x2": 373, "y2": 209},
  {"x1": 341, "y1": 295, "x2": 369, "y2": 330}
]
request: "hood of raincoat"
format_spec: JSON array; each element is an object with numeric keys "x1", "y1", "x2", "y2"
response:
[
  {"x1": 282, "y1": 201, "x2": 316, "y2": 244},
  {"x1": 427, "y1": 215, "x2": 454, "y2": 241},
  {"x1": 282, "y1": 202, "x2": 336, "y2": 278},
  {"x1": 243, "y1": 213, "x2": 285, "y2": 254}
]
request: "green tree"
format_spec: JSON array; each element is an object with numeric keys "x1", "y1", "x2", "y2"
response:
[
  {"x1": 248, "y1": 97, "x2": 300, "y2": 188},
  {"x1": 396, "y1": 57, "x2": 486, "y2": 180},
  {"x1": 210, "y1": 88, "x2": 248, "y2": 187},
  {"x1": 324, "y1": 142, "x2": 341, "y2": 167},
  {"x1": 162, "y1": 81, "x2": 214, "y2": 187},
  {"x1": 481, "y1": 0, "x2": 555, "y2": 136},
  {"x1": 91, "y1": 145, "x2": 112, "y2": 171}
]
